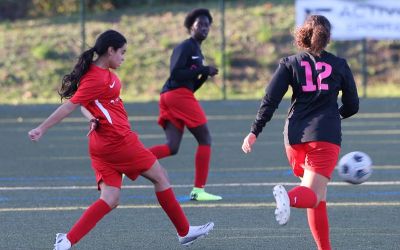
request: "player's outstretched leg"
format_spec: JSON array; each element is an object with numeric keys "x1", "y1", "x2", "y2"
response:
[
  {"x1": 142, "y1": 161, "x2": 215, "y2": 245},
  {"x1": 273, "y1": 184, "x2": 290, "y2": 225}
]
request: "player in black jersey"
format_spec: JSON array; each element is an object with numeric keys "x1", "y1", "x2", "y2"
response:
[
  {"x1": 242, "y1": 15, "x2": 359, "y2": 250},
  {"x1": 149, "y1": 8, "x2": 221, "y2": 201}
]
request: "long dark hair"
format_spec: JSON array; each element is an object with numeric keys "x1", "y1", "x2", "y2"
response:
[
  {"x1": 59, "y1": 30, "x2": 127, "y2": 100},
  {"x1": 294, "y1": 15, "x2": 331, "y2": 56}
]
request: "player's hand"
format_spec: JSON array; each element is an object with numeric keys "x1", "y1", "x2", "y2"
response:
[
  {"x1": 28, "y1": 127, "x2": 44, "y2": 142},
  {"x1": 208, "y1": 66, "x2": 219, "y2": 77},
  {"x1": 87, "y1": 118, "x2": 99, "y2": 136},
  {"x1": 242, "y1": 132, "x2": 257, "y2": 154}
]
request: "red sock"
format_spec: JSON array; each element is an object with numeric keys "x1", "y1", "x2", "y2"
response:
[
  {"x1": 148, "y1": 144, "x2": 171, "y2": 159},
  {"x1": 156, "y1": 188, "x2": 189, "y2": 237},
  {"x1": 194, "y1": 145, "x2": 211, "y2": 188},
  {"x1": 67, "y1": 199, "x2": 112, "y2": 245},
  {"x1": 307, "y1": 201, "x2": 331, "y2": 250},
  {"x1": 288, "y1": 186, "x2": 317, "y2": 208}
]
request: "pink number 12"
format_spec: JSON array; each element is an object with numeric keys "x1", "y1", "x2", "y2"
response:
[{"x1": 300, "y1": 61, "x2": 332, "y2": 92}]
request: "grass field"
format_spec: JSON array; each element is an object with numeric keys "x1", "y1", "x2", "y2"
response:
[{"x1": 0, "y1": 99, "x2": 399, "y2": 249}]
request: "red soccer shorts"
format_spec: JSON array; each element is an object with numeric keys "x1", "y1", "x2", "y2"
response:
[
  {"x1": 285, "y1": 141, "x2": 340, "y2": 179},
  {"x1": 90, "y1": 132, "x2": 156, "y2": 190},
  {"x1": 158, "y1": 88, "x2": 207, "y2": 132}
]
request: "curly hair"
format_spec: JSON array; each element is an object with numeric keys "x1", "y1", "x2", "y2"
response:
[
  {"x1": 294, "y1": 15, "x2": 331, "y2": 56},
  {"x1": 184, "y1": 8, "x2": 213, "y2": 33}
]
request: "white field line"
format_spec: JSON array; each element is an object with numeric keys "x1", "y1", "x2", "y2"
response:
[
  {"x1": 1, "y1": 180, "x2": 400, "y2": 191},
  {"x1": 2, "y1": 112, "x2": 400, "y2": 124},
  {"x1": 1, "y1": 201, "x2": 399, "y2": 213}
]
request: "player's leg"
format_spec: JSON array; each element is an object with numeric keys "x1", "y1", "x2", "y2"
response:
[
  {"x1": 273, "y1": 144, "x2": 318, "y2": 225},
  {"x1": 54, "y1": 182, "x2": 118, "y2": 250},
  {"x1": 302, "y1": 170, "x2": 331, "y2": 250},
  {"x1": 285, "y1": 144, "x2": 319, "y2": 207},
  {"x1": 187, "y1": 123, "x2": 221, "y2": 201},
  {"x1": 281, "y1": 142, "x2": 338, "y2": 249},
  {"x1": 141, "y1": 160, "x2": 214, "y2": 245},
  {"x1": 148, "y1": 121, "x2": 183, "y2": 159},
  {"x1": 301, "y1": 142, "x2": 339, "y2": 250}
]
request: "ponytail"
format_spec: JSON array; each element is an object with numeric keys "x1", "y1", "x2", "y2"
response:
[
  {"x1": 294, "y1": 15, "x2": 331, "y2": 56},
  {"x1": 58, "y1": 30, "x2": 126, "y2": 100},
  {"x1": 59, "y1": 47, "x2": 96, "y2": 100}
]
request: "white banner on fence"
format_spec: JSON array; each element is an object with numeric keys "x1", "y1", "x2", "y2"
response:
[{"x1": 296, "y1": 0, "x2": 400, "y2": 40}]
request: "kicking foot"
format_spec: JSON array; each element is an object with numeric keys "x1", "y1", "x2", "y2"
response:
[
  {"x1": 53, "y1": 233, "x2": 71, "y2": 250},
  {"x1": 273, "y1": 184, "x2": 290, "y2": 225},
  {"x1": 178, "y1": 222, "x2": 214, "y2": 246}
]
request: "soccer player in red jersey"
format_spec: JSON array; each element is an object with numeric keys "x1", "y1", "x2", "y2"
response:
[
  {"x1": 28, "y1": 30, "x2": 214, "y2": 250},
  {"x1": 148, "y1": 9, "x2": 222, "y2": 201},
  {"x1": 242, "y1": 15, "x2": 359, "y2": 250}
]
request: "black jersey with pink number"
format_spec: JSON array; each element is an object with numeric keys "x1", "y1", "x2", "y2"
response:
[
  {"x1": 161, "y1": 38, "x2": 211, "y2": 93},
  {"x1": 251, "y1": 51, "x2": 359, "y2": 146}
]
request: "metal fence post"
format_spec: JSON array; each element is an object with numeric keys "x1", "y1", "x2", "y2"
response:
[
  {"x1": 361, "y1": 38, "x2": 367, "y2": 98},
  {"x1": 220, "y1": 0, "x2": 227, "y2": 100},
  {"x1": 80, "y1": 0, "x2": 86, "y2": 53}
]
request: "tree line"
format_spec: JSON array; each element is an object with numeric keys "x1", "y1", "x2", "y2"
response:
[{"x1": 0, "y1": 0, "x2": 214, "y2": 20}]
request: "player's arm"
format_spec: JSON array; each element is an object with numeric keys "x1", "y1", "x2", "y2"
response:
[
  {"x1": 242, "y1": 61, "x2": 290, "y2": 153},
  {"x1": 339, "y1": 61, "x2": 359, "y2": 119},
  {"x1": 170, "y1": 43, "x2": 210, "y2": 82},
  {"x1": 251, "y1": 62, "x2": 290, "y2": 137},
  {"x1": 193, "y1": 58, "x2": 218, "y2": 92},
  {"x1": 28, "y1": 100, "x2": 79, "y2": 141},
  {"x1": 81, "y1": 106, "x2": 95, "y2": 120},
  {"x1": 193, "y1": 74, "x2": 209, "y2": 92},
  {"x1": 80, "y1": 106, "x2": 99, "y2": 136}
]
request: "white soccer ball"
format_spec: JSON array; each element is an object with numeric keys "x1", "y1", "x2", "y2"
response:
[{"x1": 337, "y1": 151, "x2": 372, "y2": 184}]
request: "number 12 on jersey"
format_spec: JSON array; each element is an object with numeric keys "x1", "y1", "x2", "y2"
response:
[{"x1": 301, "y1": 60, "x2": 332, "y2": 92}]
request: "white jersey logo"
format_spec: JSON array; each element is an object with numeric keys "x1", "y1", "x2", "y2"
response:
[
  {"x1": 109, "y1": 80, "x2": 116, "y2": 88},
  {"x1": 191, "y1": 56, "x2": 200, "y2": 59}
]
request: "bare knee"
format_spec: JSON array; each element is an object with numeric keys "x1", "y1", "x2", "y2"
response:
[
  {"x1": 100, "y1": 184, "x2": 121, "y2": 209},
  {"x1": 106, "y1": 196, "x2": 120, "y2": 209},
  {"x1": 152, "y1": 165, "x2": 170, "y2": 187},
  {"x1": 315, "y1": 189, "x2": 327, "y2": 205}
]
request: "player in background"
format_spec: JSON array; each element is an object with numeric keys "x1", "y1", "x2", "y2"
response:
[
  {"x1": 28, "y1": 30, "x2": 214, "y2": 250},
  {"x1": 242, "y1": 15, "x2": 359, "y2": 250},
  {"x1": 148, "y1": 8, "x2": 222, "y2": 201}
]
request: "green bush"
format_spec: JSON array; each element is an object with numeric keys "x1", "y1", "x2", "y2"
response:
[{"x1": 31, "y1": 44, "x2": 58, "y2": 60}]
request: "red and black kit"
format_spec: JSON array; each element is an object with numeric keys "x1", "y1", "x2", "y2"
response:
[
  {"x1": 251, "y1": 51, "x2": 359, "y2": 146},
  {"x1": 158, "y1": 38, "x2": 213, "y2": 131}
]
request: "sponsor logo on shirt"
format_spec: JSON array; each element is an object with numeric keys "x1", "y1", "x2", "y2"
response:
[
  {"x1": 109, "y1": 80, "x2": 116, "y2": 88},
  {"x1": 191, "y1": 56, "x2": 200, "y2": 60}
]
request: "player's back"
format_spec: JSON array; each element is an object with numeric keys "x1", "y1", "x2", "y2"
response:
[{"x1": 282, "y1": 51, "x2": 355, "y2": 145}]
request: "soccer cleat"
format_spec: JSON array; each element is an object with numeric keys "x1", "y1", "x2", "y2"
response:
[
  {"x1": 273, "y1": 184, "x2": 290, "y2": 225},
  {"x1": 53, "y1": 233, "x2": 71, "y2": 250},
  {"x1": 178, "y1": 222, "x2": 214, "y2": 246},
  {"x1": 190, "y1": 188, "x2": 222, "y2": 201}
]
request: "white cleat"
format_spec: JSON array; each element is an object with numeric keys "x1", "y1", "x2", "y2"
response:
[
  {"x1": 273, "y1": 184, "x2": 290, "y2": 225},
  {"x1": 178, "y1": 222, "x2": 214, "y2": 246},
  {"x1": 53, "y1": 233, "x2": 71, "y2": 250}
]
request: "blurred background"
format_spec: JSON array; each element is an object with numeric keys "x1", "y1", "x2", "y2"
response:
[{"x1": 1, "y1": 0, "x2": 399, "y2": 104}]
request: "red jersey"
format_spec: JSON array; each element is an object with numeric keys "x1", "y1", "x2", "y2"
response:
[{"x1": 70, "y1": 64, "x2": 135, "y2": 156}]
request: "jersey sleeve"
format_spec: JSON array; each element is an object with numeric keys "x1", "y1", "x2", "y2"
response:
[
  {"x1": 70, "y1": 75, "x2": 104, "y2": 106},
  {"x1": 169, "y1": 43, "x2": 209, "y2": 83},
  {"x1": 251, "y1": 59, "x2": 291, "y2": 137},
  {"x1": 193, "y1": 73, "x2": 209, "y2": 92},
  {"x1": 339, "y1": 60, "x2": 359, "y2": 119}
]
